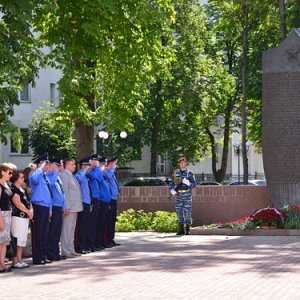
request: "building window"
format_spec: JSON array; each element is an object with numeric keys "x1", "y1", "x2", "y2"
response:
[
  {"x1": 50, "y1": 83, "x2": 56, "y2": 103},
  {"x1": 19, "y1": 84, "x2": 30, "y2": 102},
  {"x1": 10, "y1": 128, "x2": 30, "y2": 154}
]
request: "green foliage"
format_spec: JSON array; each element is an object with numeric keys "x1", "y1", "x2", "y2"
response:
[
  {"x1": 283, "y1": 208, "x2": 300, "y2": 230},
  {"x1": 223, "y1": 220, "x2": 256, "y2": 231},
  {"x1": 116, "y1": 209, "x2": 177, "y2": 233},
  {"x1": 29, "y1": 105, "x2": 76, "y2": 160},
  {"x1": 35, "y1": 0, "x2": 176, "y2": 128},
  {"x1": 126, "y1": 0, "x2": 236, "y2": 168},
  {"x1": 0, "y1": 0, "x2": 41, "y2": 141},
  {"x1": 151, "y1": 211, "x2": 178, "y2": 233}
]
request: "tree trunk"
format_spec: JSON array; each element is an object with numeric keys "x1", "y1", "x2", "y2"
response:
[
  {"x1": 206, "y1": 127, "x2": 218, "y2": 180},
  {"x1": 241, "y1": 0, "x2": 249, "y2": 184},
  {"x1": 279, "y1": 0, "x2": 286, "y2": 41},
  {"x1": 150, "y1": 80, "x2": 163, "y2": 176},
  {"x1": 74, "y1": 121, "x2": 94, "y2": 159},
  {"x1": 206, "y1": 103, "x2": 232, "y2": 183}
]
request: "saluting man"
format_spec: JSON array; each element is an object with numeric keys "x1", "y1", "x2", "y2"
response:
[
  {"x1": 75, "y1": 158, "x2": 93, "y2": 254},
  {"x1": 29, "y1": 155, "x2": 53, "y2": 265},
  {"x1": 104, "y1": 157, "x2": 121, "y2": 247},
  {"x1": 168, "y1": 155, "x2": 196, "y2": 235},
  {"x1": 47, "y1": 159, "x2": 65, "y2": 261}
]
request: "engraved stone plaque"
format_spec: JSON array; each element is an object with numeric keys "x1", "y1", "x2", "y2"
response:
[{"x1": 262, "y1": 29, "x2": 300, "y2": 207}]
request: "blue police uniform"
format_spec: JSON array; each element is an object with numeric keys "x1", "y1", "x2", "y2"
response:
[
  {"x1": 104, "y1": 168, "x2": 120, "y2": 244},
  {"x1": 168, "y1": 168, "x2": 196, "y2": 234},
  {"x1": 75, "y1": 169, "x2": 93, "y2": 252},
  {"x1": 47, "y1": 171, "x2": 65, "y2": 261},
  {"x1": 87, "y1": 165, "x2": 112, "y2": 248},
  {"x1": 29, "y1": 166, "x2": 52, "y2": 264}
]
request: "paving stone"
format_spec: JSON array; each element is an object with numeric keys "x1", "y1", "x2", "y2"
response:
[{"x1": 2, "y1": 233, "x2": 300, "y2": 300}]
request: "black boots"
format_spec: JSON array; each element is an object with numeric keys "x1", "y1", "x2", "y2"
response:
[
  {"x1": 185, "y1": 224, "x2": 190, "y2": 235},
  {"x1": 176, "y1": 224, "x2": 185, "y2": 235},
  {"x1": 176, "y1": 224, "x2": 191, "y2": 235}
]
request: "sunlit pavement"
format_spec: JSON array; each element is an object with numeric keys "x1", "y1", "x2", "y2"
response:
[{"x1": 2, "y1": 232, "x2": 300, "y2": 300}]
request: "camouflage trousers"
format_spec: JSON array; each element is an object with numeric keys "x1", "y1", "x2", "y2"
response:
[{"x1": 175, "y1": 192, "x2": 192, "y2": 225}]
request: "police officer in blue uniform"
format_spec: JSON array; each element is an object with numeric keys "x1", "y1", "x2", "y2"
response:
[
  {"x1": 29, "y1": 155, "x2": 53, "y2": 265},
  {"x1": 47, "y1": 159, "x2": 65, "y2": 261},
  {"x1": 104, "y1": 157, "x2": 121, "y2": 246},
  {"x1": 87, "y1": 155, "x2": 106, "y2": 250},
  {"x1": 75, "y1": 157, "x2": 93, "y2": 254},
  {"x1": 97, "y1": 157, "x2": 112, "y2": 248},
  {"x1": 168, "y1": 155, "x2": 196, "y2": 235}
]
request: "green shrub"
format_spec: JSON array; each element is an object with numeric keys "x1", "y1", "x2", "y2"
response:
[
  {"x1": 151, "y1": 211, "x2": 178, "y2": 233},
  {"x1": 115, "y1": 209, "x2": 137, "y2": 232},
  {"x1": 134, "y1": 210, "x2": 154, "y2": 230},
  {"x1": 283, "y1": 209, "x2": 300, "y2": 229},
  {"x1": 116, "y1": 209, "x2": 177, "y2": 233}
]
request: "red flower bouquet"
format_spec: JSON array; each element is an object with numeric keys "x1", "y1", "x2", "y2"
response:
[{"x1": 250, "y1": 208, "x2": 284, "y2": 226}]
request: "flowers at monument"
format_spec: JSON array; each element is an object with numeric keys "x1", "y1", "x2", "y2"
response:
[{"x1": 250, "y1": 208, "x2": 284, "y2": 225}]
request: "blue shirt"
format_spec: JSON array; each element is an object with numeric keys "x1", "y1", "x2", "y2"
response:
[
  {"x1": 75, "y1": 170, "x2": 91, "y2": 205},
  {"x1": 29, "y1": 167, "x2": 52, "y2": 208},
  {"x1": 48, "y1": 171, "x2": 65, "y2": 208},
  {"x1": 104, "y1": 168, "x2": 120, "y2": 200},
  {"x1": 87, "y1": 167, "x2": 111, "y2": 202}
]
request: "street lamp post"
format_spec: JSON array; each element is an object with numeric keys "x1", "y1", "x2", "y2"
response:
[
  {"x1": 233, "y1": 142, "x2": 250, "y2": 184},
  {"x1": 233, "y1": 144, "x2": 241, "y2": 183},
  {"x1": 98, "y1": 130, "x2": 128, "y2": 156}
]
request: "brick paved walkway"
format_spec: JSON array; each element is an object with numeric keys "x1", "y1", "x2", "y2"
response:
[{"x1": 2, "y1": 233, "x2": 300, "y2": 300}]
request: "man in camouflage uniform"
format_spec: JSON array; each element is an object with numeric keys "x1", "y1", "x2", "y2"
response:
[{"x1": 168, "y1": 156, "x2": 196, "y2": 235}]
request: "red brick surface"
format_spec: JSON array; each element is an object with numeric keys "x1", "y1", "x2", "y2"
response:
[{"x1": 119, "y1": 186, "x2": 272, "y2": 225}]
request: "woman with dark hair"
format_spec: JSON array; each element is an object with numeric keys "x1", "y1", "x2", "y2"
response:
[
  {"x1": 0, "y1": 164, "x2": 13, "y2": 272},
  {"x1": 10, "y1": 171, "x2": 33, "y2": 269}
]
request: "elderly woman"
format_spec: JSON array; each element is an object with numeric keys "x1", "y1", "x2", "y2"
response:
[
  {"x1": 0, "y1": 164, "x2": 13, "y2": 272},
  {"x1": 10, "y1": 171, "x2": 33, "y2": 269}
]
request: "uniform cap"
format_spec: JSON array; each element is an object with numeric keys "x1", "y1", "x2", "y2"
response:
[
  {"x1": 99, "y1": 156, "x2": 107, "y2": 164},
  {"x1": 107, "y1": 156, "x2": 118, "y2": 164},
  {"x1": 79, "y1": 157, "x2": 90, "y2": 165},
  {"x1": 33, "y1": 154, "x2": 49, "y2": 164},
  {"x1": 89, "y1": 154, "x2": 100, "y2": 161},
  {"x1": 49, "y1": 158, "x2": 62, "y2": 165}
]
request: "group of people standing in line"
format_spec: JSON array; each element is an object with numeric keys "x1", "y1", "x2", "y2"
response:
[{"x1": 0, "y1": 154, "x2": 120, "y2": 273}]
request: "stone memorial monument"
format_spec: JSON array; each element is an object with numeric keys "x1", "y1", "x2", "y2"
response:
[{"x1": 262, "y1": 29, "x2": 300, "y2": 207}]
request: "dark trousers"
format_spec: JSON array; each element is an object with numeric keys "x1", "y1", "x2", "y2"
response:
[
  {"x1": 31, "y1": 204, "x2": 50, "y2": 263},
  {"x1": 90, "y1": 200, "x2": 101, "y2": 249},
  {"x1": 76, "y1": 203, "x2": 93, "y2": 251},
  {"x1": 47, "y1": 206, "x2": 63, "y2": 260},
  {"x1": 109, "y1": 199, "x2": 118, "y2": 242},
  {"x1": 91, "y1": 199, "x2": 110, "y2": 248},
  {"x1": 97, "y1": 201, "x2": 110, "y2": 247}
]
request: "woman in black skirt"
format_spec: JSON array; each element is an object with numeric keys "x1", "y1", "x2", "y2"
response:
[{"x1": 10, "y1": 171, "x2": 33, "y2": 269}]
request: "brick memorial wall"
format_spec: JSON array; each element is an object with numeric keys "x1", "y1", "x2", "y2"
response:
[
  {"x1": 119, "y1": 186, "x2": 272, "y2": 225},
  {"x1": 263, "y1": 29, "x2": 300, "y2": 207}
]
